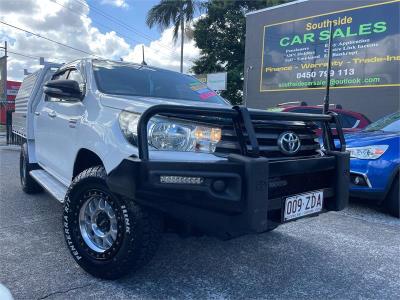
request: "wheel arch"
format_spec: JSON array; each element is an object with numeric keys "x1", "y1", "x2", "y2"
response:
[
  {"x1": 73, "y1": 148, "x2": 104, "y2": 179},
  {"x1": 381, "y1": 166, "x2": 400, "y2": 203}
]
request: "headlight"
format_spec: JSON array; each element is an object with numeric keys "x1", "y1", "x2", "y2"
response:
[
  {"x1": 347, "y1": 145, "x2": 389, "y2": 160},
  {"x1": 119, "y1": 111, "x2": 222, "y2": 153},
  {"x1": 119, "y1": 111, "x2": 140, "y2": 145}
]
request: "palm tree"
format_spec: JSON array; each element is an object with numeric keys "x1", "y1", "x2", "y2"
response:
[{"x1": 146, "y1": 0, "x2": 197, "y2": 73}]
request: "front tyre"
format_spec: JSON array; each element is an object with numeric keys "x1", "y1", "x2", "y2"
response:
[
  {"x1": 386, "y1": 175, "x2": 399, "y2": 218},
  {"x1": 63, "y1": 166, "x2": 163, "y2": 279}
]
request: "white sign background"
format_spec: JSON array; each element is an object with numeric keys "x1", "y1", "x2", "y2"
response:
[{"x1": 206, "y1": 72, "x2": 227, "y2": 91}]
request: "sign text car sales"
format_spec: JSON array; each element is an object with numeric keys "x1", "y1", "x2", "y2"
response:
[{"x1": 260, "y1": 1, "x2": 400, "y2": 92}]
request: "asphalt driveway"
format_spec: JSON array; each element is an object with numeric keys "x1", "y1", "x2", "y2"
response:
[{"x1": 1, "y1": 148, "x2": 399, "y2": 300}]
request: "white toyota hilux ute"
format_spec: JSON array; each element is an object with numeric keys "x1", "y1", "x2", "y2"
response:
[{"x1": 16, "y1": 58, "x2": 349, "y2": 279}]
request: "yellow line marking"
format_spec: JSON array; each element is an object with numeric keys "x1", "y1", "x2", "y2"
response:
[
  {"x1": 261, "y1": 84, "x2": 400, "y2": 92},
  {"x1": 259, "y1": 26, "x2": 266, "y2": 92}
]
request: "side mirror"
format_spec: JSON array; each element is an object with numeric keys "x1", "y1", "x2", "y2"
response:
[{"x1": 43, "y1": 79, "x2": 83, "y2": 101}]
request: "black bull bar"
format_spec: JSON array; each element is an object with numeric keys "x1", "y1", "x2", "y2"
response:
[
  {"x1": 107, "y1": 105, "x2": 349, "y2": 238},
  {"x1": 137, "y1": 104, "x2": 346, "y2": 160}
]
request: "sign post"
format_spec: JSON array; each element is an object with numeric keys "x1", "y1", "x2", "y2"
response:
[
  {"x1": 323, "y1": 23, "x2": 334, "y2": 114},
  {"x1": 0, "y1": 41, "x2": 7, "y2": 106}
]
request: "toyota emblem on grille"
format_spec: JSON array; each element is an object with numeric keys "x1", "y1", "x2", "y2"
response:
[{"x1": 277, "y1": 131, "x2": 301, "y2": 155}]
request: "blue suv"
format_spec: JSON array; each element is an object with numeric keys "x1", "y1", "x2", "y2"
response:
[{"x1": 345, "y1": 112, "x2": 399, "y2": 217}]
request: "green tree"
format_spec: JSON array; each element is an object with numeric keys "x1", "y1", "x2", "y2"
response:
[
  {"x1": 191, "y1": 0, "x2": 290, "y2": 104},
  {"x1": 146, "y1": 0, "x2": 198, "y2": 73}
]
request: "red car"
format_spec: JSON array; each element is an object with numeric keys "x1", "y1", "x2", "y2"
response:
[{"x1": 267, "y1": 102, "x2": 371, "y2": 136}]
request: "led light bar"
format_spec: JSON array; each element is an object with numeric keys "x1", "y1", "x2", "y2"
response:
[{"x1": 160, "y1": 176, "x2": 204, "y2": 185}]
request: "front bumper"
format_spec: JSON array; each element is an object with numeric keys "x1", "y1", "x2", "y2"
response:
[
  {"x1": 349, "y1": 158, "x2": 399, "y2": 201},
  {"x1": 107, "y1": 151, "x2": 349, "y2": 239}
]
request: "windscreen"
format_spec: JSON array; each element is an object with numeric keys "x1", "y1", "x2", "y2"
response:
[
  {"x1": 364, "y1": 112, "x2": 400, "y2": 132},
  {"x1": 93, "y1": 60, "x2": 226, "y2": 104}
]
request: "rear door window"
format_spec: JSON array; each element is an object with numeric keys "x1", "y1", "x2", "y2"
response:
[
  {"x1": 52, "y1": 70, "x2": 69, "y2": 81},
  {"x1": 67, "y1": 69, "x2": 83, "y2": 83}
]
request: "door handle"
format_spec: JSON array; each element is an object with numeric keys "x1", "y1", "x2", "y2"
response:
[
  {"x1": 69, "y1": 118, "x2": 79, "y2": 128},
  {"x1": 48, "y1": 111, "x2": 57, "y2": 118},
  {"x1": 34, "y1": 112, "x2": 40, "y2": 116}
]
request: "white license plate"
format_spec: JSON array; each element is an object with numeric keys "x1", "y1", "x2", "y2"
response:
[{"x1": 283, "y1": 190, "x2": 324, "y2": 221}]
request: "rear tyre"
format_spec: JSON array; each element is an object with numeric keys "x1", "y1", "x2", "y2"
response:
[
  {"x1": 386, "y1": 175, "x2": 399, "y2": 218},
  {"x1": 20, "y1": 143, "x2": 43, "y2": 194},
  {"x1": 63, "y1": 166, "x2": 163, "y2": 279}
]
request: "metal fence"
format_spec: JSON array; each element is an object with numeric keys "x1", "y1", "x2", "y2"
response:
[{"x1": 5, "y1": 110, "x2": 24, "y2": 146}]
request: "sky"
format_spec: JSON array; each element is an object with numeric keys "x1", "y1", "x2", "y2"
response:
[
  {"x1": 0, "y1": 0, "x2": 202, "y2": 81},
  {"x1": 87, "y1": 0, "x2": 167, "y2": 41}
]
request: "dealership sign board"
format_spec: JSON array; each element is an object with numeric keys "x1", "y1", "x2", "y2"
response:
[{"x1": 260, "y1": 1, "x2": 400, "y2": 92}]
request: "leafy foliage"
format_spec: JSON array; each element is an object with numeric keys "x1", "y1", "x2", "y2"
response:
[
  {"x1": 191, "y1": 0, "x2": 290, "y2": 105},
  {"x1": 147, "y1": 0, "x2": 200, "y2": 72},
  {"x1": 146, "y1": 0, "x2": 197, "y2": 41}
]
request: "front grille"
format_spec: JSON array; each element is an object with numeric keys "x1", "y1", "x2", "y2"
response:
[
  {"x1": 136, "y1": 104, "x2": 343, "y2": 161},
  {"x1": 216, "y1": 120, "x2": 320, "y2": 159}
]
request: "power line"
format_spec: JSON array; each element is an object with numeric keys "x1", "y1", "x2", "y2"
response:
[
  {"x1": 72, "y1": 0, "x2": 175, "y2": 51},
  {"x1": 51, "y1": 0, "x2": 187, "y2": 64},
  {"x1": 0, "y1": 20, "x2": 104, "y2": 59},
  {"x1": 2, "y1": 47, "x2": 41, "y2": 60},
  {"x1": 7, "y1": 50, "x2": 69, "y2": 63},
  {"x1": 7, "y1": 50, "x2": 40, "y2": 60},
  {"x1": 71, "y1": 0, "x2": 179, "y2": 54},
  {"x1": 51, "y1": 0, "x2": 142, "y2": 46},
  {"x1": 1, "y1": 3, "x2": 195, "y2": 69}
]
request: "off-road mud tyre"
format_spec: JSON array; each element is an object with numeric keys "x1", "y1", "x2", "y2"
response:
[
  {"x1": 63, "y1": 166, "x2": 163, "y2": 279},
  {"x1": 20, "y1": 143, "x2": 43, "y2": 194}
]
